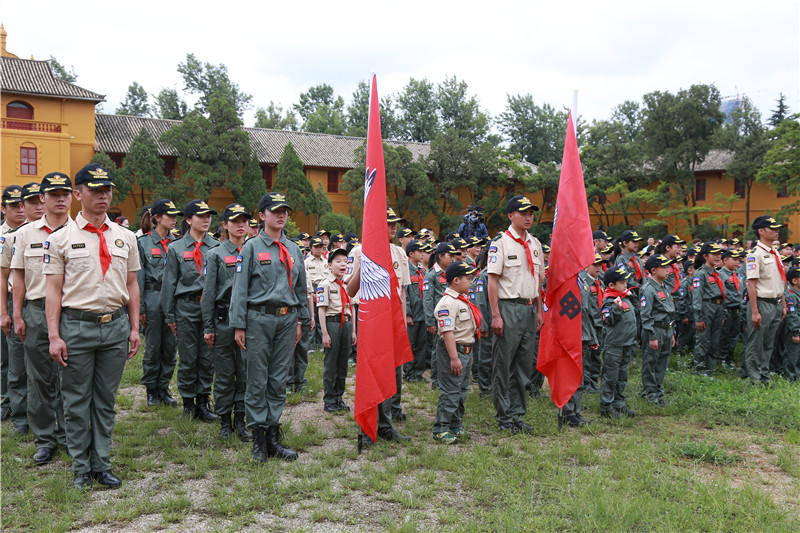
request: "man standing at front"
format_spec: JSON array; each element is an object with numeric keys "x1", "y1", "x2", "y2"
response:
[
  {"x1": 744, "y1": 216, "x2": 786, "y2": 384},
  {"x1": 44, "y1": 163, "x2": 140, "y2": 489},
  {"x1": 487, "y1": 195, "x2": 544, "y2": 433}
]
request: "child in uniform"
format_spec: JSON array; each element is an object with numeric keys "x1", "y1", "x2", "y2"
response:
[{"x1": 432, "y1": 261, "x2": 481, "y2": 444}]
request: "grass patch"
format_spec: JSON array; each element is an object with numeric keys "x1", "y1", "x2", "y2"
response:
[{"x1": 1, "y1": 347, "x2": 798, "y2": 532}]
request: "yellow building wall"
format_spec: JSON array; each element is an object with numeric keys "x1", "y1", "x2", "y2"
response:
[{"x1": 1, "y1": 93, "x2": 97, "y2": 197}]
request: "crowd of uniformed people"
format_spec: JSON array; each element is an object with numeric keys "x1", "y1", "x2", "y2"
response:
[{"x1": 1, "y1": 164, "x2": 797, "y2": 489}]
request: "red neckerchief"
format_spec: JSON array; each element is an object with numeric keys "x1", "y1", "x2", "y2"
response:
[
  {"x1": 771, "y1": 249, "x2": 787, "y2": 283},
  {"x1": 335, "y1": 278, "x2": 351, "y2": 327},
  {"x1": 410, "y1": 265, "x2": 423, "y2": 297},
  {"x1": 628, "y1": 256, "x2": 643, "y2": 282},
  {"x1": 83, "y1": 221, "x2": 111, "y2": 279},
  {"x1": 604, "y1": 287, "x2": 631, "y2": 299},
  {"x1": 671, "y1": 264, "x2": 681, "y2": 293},
  {"x1": 504, "y1": 229, "x2": 534, "y2": 273},
  {"x1": 150, "y1": 231, "x2": 171, "y2": 254},
  {"x1": 191, "y1": 241, "x2": 204, "y2": 274},
  {"x1": 594, "y1": 278, "x2": 604, "y2": 309},
  {"x1": 452, "y1": 292, "x2": 483, "y2": 333},
  {"x1": 276, "y1": 241, "x2": 293, "y2": 286},
  {"x1": 730, "y1": 271, "x2": 740, "y2": 293},
  {"x1": 711, "y1": 269, "x2": 726, "y2": 300}
]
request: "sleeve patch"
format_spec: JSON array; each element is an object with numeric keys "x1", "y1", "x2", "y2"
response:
[
  {"x1": 640, "y1": 295, "x2": 647, "y2": 308},
  {"x1": 437, "y1": 309, "x2": 449, "y2": 317}
]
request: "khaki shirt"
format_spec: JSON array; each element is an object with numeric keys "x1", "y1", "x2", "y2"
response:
[
  {"x1": 305, "y1": 255, "x2": 329, "y2": 285},
  {"x1": 317, "y1": 273, "x2": 351, "y2": 317},
  {"x1": 1, "y1": 220, "x2": 23, "y2": 293},
  {"x1": 10, "y1": 216, "x2": 71, "y2": 301},
  {"x1": 42, "y1": 213, "x2": 140, "y2": 313},
  {"x1": 486, "y1": 227, "x2": 543, "y2": 299},
  {"x1": 434, "y1": 287, "x2": 476, "y2": 344},
  {"x1": 745, "y1": 242, "x2": 785, "y2": 299}
]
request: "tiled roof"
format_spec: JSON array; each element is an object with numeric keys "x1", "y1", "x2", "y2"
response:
[
  {"x1": 694, "y1": 149, "x2": 732, "y2": 172},
  {"x1": 1, "y1": 56, "x2": 105, "y2": 102},
  {"x1": 94, "y1": 114, "x2": 430, "y2": 168}
]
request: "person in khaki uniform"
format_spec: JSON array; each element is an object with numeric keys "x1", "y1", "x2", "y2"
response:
[
  {"x1": 44, "y1": 163, "x2": 141, "y2": 490},
  {"x1": 487, "y1": 195, "x2": 544, "y2": 434},
  {"x1": 160, "y1": 200, "x2": 220, "y2": 422},
  {"x1": 0, "y1": 185, "x2": 26, "y2": 423},
  {"x1": 318, "y1": 248, "x2": 356, "y2": 413},
  {"x1": 744, "y1": 216, "x2": 787, "y2": 384},
  {"x1": 230, "y1": 192, "x2": 309, "y2": 462},
  {"x1": 295, "y1": 235, "x2": 328, "y2": 385},
  {"x1": 201, "y1": 203, "x2": 252, "y2": 441},
  {"x1": 10, "y1": 173, "x2": 72, "y2": 465},
  {"x1": 2, "y1": 182, "x2": 46, "y2": 434},
  {"x1": 137, "y1": 199, "x2": 181, "y2": 407},
  {"x1": 432, "y1": 261, "x2": 480, "y2": 444}
]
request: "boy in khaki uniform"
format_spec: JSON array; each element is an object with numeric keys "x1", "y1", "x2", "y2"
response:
[
  {"x1": 44, "y1": 163, "x2": 141, "y2": 489},
  {"x1": 10, "y1": 173, "x2": 72, "y2": 465},
  {"x1": 432, "y1": 261, "x2": 480, "y2": 444},
  {"x1": 318, "y1": 248, "x2": 356, "y2": 413}
]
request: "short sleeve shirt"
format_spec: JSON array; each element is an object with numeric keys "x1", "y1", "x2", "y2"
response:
[
  {"x1": 486, "y1": 226, "x2": 543, "y2": 299},
  {"x1": 746, "y1": 242, "x2": 785, "y2": 299},
  {"x1": 42, "y1": 213, "x2": 140, "y2": 313},
  {"x1": 305, "y1": 255, "x2": 329, "y2": 285},
  {"x1": 10, "y1": 216, "x2": 71, "y2": 301},
  {"x1": 434, "y1": 287, "x2": 476, "y2": 344},
  {"x1": 317, "y1": 273, "x2": 351, "y2": 317}
]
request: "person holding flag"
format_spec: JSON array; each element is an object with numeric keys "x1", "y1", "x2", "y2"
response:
[
  {"x1": 536, "y1": 111, "x2": 597, "y2": 423},
  {"x1": 347, "y1": 74, "x2": 414, "y2": 448},
  {"x1": 487, "y1": 195, "x2": 544, "y2": 434}
]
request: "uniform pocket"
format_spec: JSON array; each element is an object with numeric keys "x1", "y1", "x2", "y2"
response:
[
  {"x1": 23, "y1": 249, "x2": 45, "y2": 275},
  {"x1": 110, "y1": 246, "x2": 128, "y2": 272},
  {"x1": 67, "y1": 248, "x2": 93, "y2": 271}
]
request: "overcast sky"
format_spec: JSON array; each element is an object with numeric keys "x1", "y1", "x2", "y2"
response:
[{"x1": 2, "y1": 1, "x2": 798, "y2": 130}]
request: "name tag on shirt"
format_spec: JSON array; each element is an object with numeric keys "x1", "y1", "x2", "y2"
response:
[
  {"x1": 150, "y1": 248, "x2": 162, "y2": 257},
  {"x1": 183, "y1": 251, "x2": 194, "y2": 260},
  {"x1": 224, "y1": 255, "x2": 238, "y2": 265},
  {"x1": 258, "y1": 252, "x2": 271, "y2": 265}
]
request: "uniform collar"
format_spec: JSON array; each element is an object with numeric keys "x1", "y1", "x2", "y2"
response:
[
  {"x1": 258, "y1": 229, "x2": 289, "y2": 247},
  {"x1": 505, "y1": 226, "x2": 530, "y2": 242},
  {"x1": 35, "y1": 214, "x2": 71, "y2": 232},
  {"x1": 756, "y1": 242, "x2": 773, "y2": 252},
  {"x1": 76, "y1": 212, "x2": 112, "y2": 229},
  {"x1": 444, "y1": 287, "x2": 460, "y2": 298}
]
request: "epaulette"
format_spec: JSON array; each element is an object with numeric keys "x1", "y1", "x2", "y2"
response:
[
  {"x1": 492, "y1": 233, "x2": 503, "y2": 242},
  {"x1": 49, "y1": 224, "x2": 68, "y2": 235}
]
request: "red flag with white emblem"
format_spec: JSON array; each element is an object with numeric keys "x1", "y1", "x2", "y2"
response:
[
  {"x1": 537, "y1": 112, "x2": 595, "y2": 408},
  {"x1": 354, "y1": 74, "x2": 413, "y2": 441}
]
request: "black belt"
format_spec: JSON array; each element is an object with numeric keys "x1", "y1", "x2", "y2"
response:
[
  {"x1": 457, "y1": 343, "x2": 473, "y2": 354},
  {"x1": 145, "y1": 282, "x2": 162, "y2": 291},
  {"x1": 63, "y1": 307, "x2": 125, "y2": 324},
  {"x1": 727, "y1": 308, "x2": 741, "y2": 315},
  {"x1": 24, "y1": 298, "x2": 45, "y2": 309},
  {"x1": 248, "y1": 303, "x2": 293, "y2": 316},
  {"x1": 704, "y1": 297, "x2": 724, "y2": 305},
  {"x1": 176, "y1": 293, "x2": 202, "y2": 303},
  {"x1": 653, "y1": 320, "x2": 674, "y2": 330},
  {"x1": 501, "y1": 297, "x2": 536, "y2": 306},
  {"x1": 326, "y1": 315, "x2": 351, "y2": 323},
  {"x1": 757, "y1": 297, "x2": 781, "y2": 304}
]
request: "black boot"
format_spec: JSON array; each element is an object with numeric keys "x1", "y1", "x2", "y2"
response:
[
  {"x1": 182, "y1": 397, "x2": 197, "y2": 419},
  {"x1": 234, "y1": 412, "x2": 251, "y2": 442},
  {"x1": 146, "y1": 388, "x2": 160, "y2": 407},
  {"x1": 195, "y1": 394, "x2": 218, "y2": 422},
  {"x1": 219, "y1": 413, "x2": 233, "y2": 439},
  {"x1": 160, "y1": 388, "x2": 178, "y2": 407},
  {"x1": 251, "y1": 428, "x2": 267, "y2": 462},
  {"x1": 266, "y1": 425, "x2": 298, "y2": 461}
]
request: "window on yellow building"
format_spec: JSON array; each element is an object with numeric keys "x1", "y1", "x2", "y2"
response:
[
  {"x1": 695, "y1": 178, "x2": 706, "y2": 201},
  {"x1": 734, "y1": 178, "x2": 746, "y2": 199},
  {"x1": 20, "y1": 145, "x2": 37, "y2": 175},
  {"x1": 327, "y1": 171, "x2": 339, "y2": 193},
  {"x1": 777, "y1": 187, "x2": 789, "y2": 198},
  {"x1": 7, "y1": 101, "x2": 33, "y2": 120}
]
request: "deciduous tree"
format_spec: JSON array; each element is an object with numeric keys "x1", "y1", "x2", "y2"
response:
[{"x1": 116, "y1": 82, "x2": 150, "y2": 117}]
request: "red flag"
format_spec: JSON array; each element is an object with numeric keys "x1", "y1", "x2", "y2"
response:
[
  {"x1": 353, "y1": 74, "x2": 414, "y2": 441},
  {"x1": 536, "y1": 112, "x2": 595, "y2": 408}
]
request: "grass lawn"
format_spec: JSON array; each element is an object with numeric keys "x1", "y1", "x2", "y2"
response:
[{"x1": 1, "y1": 348, "x2": 798, "y2": 532}]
